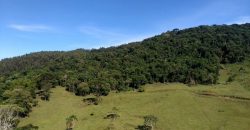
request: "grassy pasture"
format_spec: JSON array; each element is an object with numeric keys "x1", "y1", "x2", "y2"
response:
[{"x1": 18, "y1": 61, "x2": 250, "y2": 130}]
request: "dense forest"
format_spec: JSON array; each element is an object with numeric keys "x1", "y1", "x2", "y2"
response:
[{"x1": 0, "y1": 23, "x2": 250, "y2": 117}]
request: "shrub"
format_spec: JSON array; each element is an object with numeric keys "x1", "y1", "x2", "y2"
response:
[
  {"x1": 104, "y1": 113, "x2": 120, "y2": 121},
  {"x1": 137, "y1": 115, "x2": 158, "y2": 130},
  {"x1": 83, "y1": 96, "x2": 102, "y2": 105},
  {"x1": 0, "y1": 106, "x2": 20, "y2": 130},
  {"x1": 227, "y1": 74, "x2": 237, "y2": 82},
  {"x1": 99, "y1": 86, "x2": 110, "y2": 96},
  {"x1": 137, "y1": 125, "x2": 152, "y2": 130},
  {"x1": 239, "y1": 67, "x2": 246, "y2": 72},
  {"x1": 138, "y1": 86, "x2": 145, "y2": 92},
  {"x1": 76, "y1": 82, "x2": 90, "y2": 96},
  {"x1": 66, "y1": 115, "x2": 78, "y2": 130}
]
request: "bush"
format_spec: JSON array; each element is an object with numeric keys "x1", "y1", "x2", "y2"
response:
[
  {"x1": 137, "y1": 115, "x2": 158, "y2": 130},
  {"x1": 89, "y1": 82, "x2": 111, "y2": 96},
  {"x1": 99, "y1": 86, "x2": 110, "y2": 96},
  {"x1": 40, "y1": 90, "x2": 50, "y2": 101},
  {"x1": 116, "y1": 85, "x2": 131, "y2": 92},
  {"x1": 83, "y1": 96, "x2": 102, "y2": 105},
  {"x1": 0, "y1": 105, "x2": 20, "y2": 130},
  {"x1": 104, "y1": 113, "x2": 120, "y2": 121},
  {"x1": 138, "y1": 86, "x2": 145, "y2": 92},
  {"x1": 227, "y1": 74, "x2": 237, "y2": 82},
  {"x1": 239, "y1": 67, "x2": 246, "y2": 72},
  {"x1": 137, "y1": 125, "x2": 152, "y2": 130},
  {"x1": 76, "y1": 82, "x2": 90, "y2": 96},
  {"x1": 66, "y1": 115, "x2": 78, "y2": 130}
]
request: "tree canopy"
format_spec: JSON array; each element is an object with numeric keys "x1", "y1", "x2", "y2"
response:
[{"x1": 0, "y1": 23, "x2": 250, "y2": 118}]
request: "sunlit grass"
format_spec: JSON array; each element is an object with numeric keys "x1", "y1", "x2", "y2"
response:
[{"x1": 18, "y1": 62, "x2": 250, "y2": 130}]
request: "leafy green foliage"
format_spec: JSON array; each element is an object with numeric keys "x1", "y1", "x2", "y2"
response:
[
  {"x1": 0, "y1": 105, "x2": 21, "y2": 130},
  {"x1": 143, "y1": 115, "x2": 158, "y2": 126},
  {"x1": 66, "y1": 115, "x2": 78, "y2": 130},
  {"x1": 227, "y1": 74, "x2": 237, "y2": 82},
  {"x1": 138, "y1": 86, "x2": 145, "y2": 92},
  {"x1": 137, "y1": 115, "x2": 158, "y2": 130},
  {"x1": 75, "y1": 82, "x2": 90, "y2": 96},
  {"x1": 0, "y1": 23, "x2": 250, "y2": 119},
  {"x1": 2, "y1": 88, "x2": 35, "y2": 117},
  {"x1": 83, "y1": 96, "x2": 102, "y2": 105}
]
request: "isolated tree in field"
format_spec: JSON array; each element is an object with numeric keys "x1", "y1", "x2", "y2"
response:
[
  {"x1": 66, "y1": 115, "x2": 78, "y2": 130},
  {"x1": 142, "y1": 115, "x2": 158, "y2": 130},
  {"x1": 0, "y1": 105, "x2": 20, "y2": 130}
]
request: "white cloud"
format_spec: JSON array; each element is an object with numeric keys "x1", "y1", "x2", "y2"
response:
[
  {"x1": 9, "y1": 24, "x2": 53, "y2": 32},
  {"x1": 227, "y1": 16, "x2": 250, "y2": 25}
]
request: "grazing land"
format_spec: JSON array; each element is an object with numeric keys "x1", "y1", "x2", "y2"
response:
[
  {"x1": 1, "y1": 3, "x2": 250, "y2": 130},
  {"x1": 18, "y1": 60, "x2": 250, "y2": 130}
]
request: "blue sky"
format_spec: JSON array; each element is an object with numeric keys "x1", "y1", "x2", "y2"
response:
[{"x1": 0, "y1": 0, "x2": 250, "y2": 60}]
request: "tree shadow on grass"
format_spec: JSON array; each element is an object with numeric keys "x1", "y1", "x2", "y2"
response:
[{"x1": 15, "y1": 124, "x2": 39, "y2": 130}]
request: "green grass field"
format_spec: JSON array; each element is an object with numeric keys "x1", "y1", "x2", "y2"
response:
[{"x1": 18, "y1": 60, "x2": 250, "y2": 130}]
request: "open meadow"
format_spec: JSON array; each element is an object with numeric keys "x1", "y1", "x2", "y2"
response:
[{"x1": 18, "y1": 60, "x2": 250, "y2": 130}]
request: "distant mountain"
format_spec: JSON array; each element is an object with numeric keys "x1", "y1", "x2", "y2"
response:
[{"x1": 0, "y1": 24, "x2": 250, "y2": 115}]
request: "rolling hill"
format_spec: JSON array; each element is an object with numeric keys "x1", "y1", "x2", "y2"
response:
[{"x1": 1, "y1": 23, "x2": 250, "y2": 130}]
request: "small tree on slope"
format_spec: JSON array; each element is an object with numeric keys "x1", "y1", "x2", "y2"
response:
[
  {"x1": 66, "y1": 115, "x2": 78, "y2": 130},
  {"x1": 0, "y1": 105, "x2": 20, "y2": 130}
]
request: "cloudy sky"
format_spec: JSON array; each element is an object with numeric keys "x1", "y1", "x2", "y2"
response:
[{"x1": 0, "y1": 0, "x2": 250, "y2": 60}]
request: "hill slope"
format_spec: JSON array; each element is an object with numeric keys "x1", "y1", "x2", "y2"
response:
[
  {"x1": 18, "y1": 60, "x2": 250, "y2": 129},
  {"x1": 1, "y1": 23, "x2": 250, "y2": 118}
]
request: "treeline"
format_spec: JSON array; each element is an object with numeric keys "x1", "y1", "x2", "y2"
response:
[{"x1": 0, "y1": 23, "x2": 250, "y2": 116}]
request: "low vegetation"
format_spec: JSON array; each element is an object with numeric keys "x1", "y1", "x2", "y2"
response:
[
  {"x1": 0, "y1": 105, "x2": 20, "y2": 130},
  {"x1": 83, "y1": 96, "x2": 102, "y2": 105},
  {"x1": 16, "y1": 61, "x2": 250, "y2": 129},
  {"x1": 0, "y1": 24, "x2": 250, "y2": 129},
  {"x1": 17, "y1": 82, "x2": 250, "y2": 130},
  {"x1": 137, "y1": 115, "x2": 158, "y2": 130},
  {"x1": 66, "y1": 115, "x2": 78, "y2": 130}
]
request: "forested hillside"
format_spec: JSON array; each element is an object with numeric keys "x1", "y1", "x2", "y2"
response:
[{"x1": 0, "y1": 23, "x2": 250, "y2": 117}]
